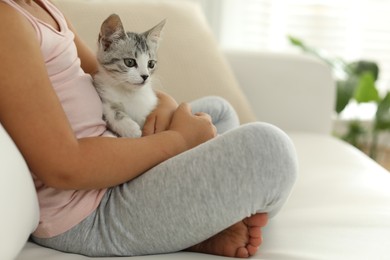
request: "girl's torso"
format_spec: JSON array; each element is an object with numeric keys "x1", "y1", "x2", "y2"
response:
[{"x1": 1, "y1": 0, "x2": 109, "y2": 238}]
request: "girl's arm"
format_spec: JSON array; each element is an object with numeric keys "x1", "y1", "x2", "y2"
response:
[{"x1": 0, "y1": 6, "x2": 216, "y2": 191}]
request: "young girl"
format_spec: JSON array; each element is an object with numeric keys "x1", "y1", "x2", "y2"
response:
[{"x1": 0, "y1": 0, "x2": 297, "y2": 258}]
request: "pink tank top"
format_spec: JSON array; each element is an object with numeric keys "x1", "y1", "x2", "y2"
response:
[{"x1": 2, "y1": 0, "x2": 110, "y2": 238}]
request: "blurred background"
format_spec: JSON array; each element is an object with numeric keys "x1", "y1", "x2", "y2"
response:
[{"x1": 190, "y1": 0, "x2": 390, "y2": 169}]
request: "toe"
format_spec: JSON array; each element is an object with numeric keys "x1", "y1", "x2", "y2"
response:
[
  {"x1": 247, "y1": 244, "x2": 259, "y2": 256},
  {"x1": 236, "y1": 247, "x2": 250, "y2": 258},
  {"x1": 249, "y1": 226, "x2": 261, "y2": 238},
  {"x1": 246, "y1": 213, "x2": 268, "y2": 227},
  {"x1": 248, "y1": 227, "x2": 263, "y2": 247},
  {"x1": 249, "y1": 237, "x2": 262, "y2": 247}
]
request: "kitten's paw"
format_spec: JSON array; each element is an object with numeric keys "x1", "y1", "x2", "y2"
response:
[
  {"x1": 110, "y1": 119, "x2": 142, "y2": 138},
  {"x1": 121, "y1": 127, "x2": 142, "y2": 138}
]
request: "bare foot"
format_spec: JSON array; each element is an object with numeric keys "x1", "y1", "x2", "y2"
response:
[{"x1": 186, "y1": 213, "x2": 268, "y2": 258}]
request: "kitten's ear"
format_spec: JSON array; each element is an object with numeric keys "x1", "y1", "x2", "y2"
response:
[
  {"x1": 144, "y1": 19, "x2": 166, "y2": 44},
  {"x1": 99, "y1": 14, "x2": 126, "y2": 51}
]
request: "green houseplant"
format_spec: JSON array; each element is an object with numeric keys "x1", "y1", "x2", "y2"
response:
[{"x1": 289, "y1": 36, "x2": 390, "y2": 159}]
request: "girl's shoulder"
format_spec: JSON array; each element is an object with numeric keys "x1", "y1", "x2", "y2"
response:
[{"x1": 0, "y1": 5, "x2": 35, "y2": 42}]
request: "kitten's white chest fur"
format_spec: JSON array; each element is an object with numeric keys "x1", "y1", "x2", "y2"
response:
[
  {"x1": 114, "y1": 84, "x2": 157, "y2": 127},
  {"x1": 94, "y1": 70, "x2": 158, "y2": 138}
]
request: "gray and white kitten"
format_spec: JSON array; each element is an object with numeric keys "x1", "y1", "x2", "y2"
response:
[{"x1": 93, "y1": 14, "x2": 165, "y2": 138}]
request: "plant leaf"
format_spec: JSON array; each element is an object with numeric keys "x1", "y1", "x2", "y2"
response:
[
  {"x1": 335, "y1": 76, "x2": 359, "y2": 113},
  {"x1": 347, "y1": 60, "x2": 379, "y2": 80},
  {"x1": 354, "y1": 72, "x2": 380, "y2": 103},
  {"x1": 288, "y1": 35, "x2": 304, "y2": 47},
  {"x1": 375, "y1": 92, "x2": 390, "y2": 131}
]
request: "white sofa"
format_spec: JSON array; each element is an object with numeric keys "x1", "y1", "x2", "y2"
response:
[{"x1": 2, "y1": 0, "x2": 390, "y2": 259}]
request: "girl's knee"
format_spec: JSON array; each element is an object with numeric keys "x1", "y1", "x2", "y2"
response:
[
  {"x1": 239, "y1": 123, "x2": 298, "y2": 216},
  {"x1": 202, "y1": 96, "x2": 240, "y2": 133},
  {"x1": 240, "y1": 123, "x2": 298, "y2": 189},
  {"x1": 205, "y1": 96, "x2": 237, "y2": 118}
]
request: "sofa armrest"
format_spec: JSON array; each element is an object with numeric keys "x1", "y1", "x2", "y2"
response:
[
  {"x1": 224, "y1": 50, "x2": 336, "y2": 134},
  {"x1": 0, "y1": 124, "x2": 39, "y2": 259}
]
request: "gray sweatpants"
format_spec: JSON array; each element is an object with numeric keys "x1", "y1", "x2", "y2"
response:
[{"x1": 32, "y1": 96, "x2": 298, "y2": 257}]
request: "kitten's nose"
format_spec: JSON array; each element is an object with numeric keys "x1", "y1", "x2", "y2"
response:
[{"x1": 141, "y1": 75, "x2": 149, "y2": 81}]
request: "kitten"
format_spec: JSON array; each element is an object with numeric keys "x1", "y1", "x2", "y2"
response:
[{"x1": 93, "y1": 14, "x2": 165, "y2": 138}]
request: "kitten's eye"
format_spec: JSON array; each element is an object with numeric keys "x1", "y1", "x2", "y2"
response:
[
  {"x1": 124, "y1": 58, "x2": 136, "y2": 68},
  {"x1": 148, "y1": 60, "x2": 156, "y2": 69}
]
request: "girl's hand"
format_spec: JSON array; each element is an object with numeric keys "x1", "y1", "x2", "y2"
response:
[
  {"x1": 142, "y1": 90, "x2": 178, "y2": 136},
  {"x1": 168, "y1": 103, "x2": 217, "y2": 150}
]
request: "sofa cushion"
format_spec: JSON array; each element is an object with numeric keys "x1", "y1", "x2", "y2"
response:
[
  {"x1": 0, "y1": 124, "x2": 39, "y2": 260},
  {"x1": 263, "y1": 133, "x2": 390, "y2": 260},
  {"x1": 53, "y1": 0, "x2": 256, "y2": 123}
]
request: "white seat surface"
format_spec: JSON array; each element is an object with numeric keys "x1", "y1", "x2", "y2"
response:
[{"x1": 17, "y1": 134, "x2": 390, "y2": 260}]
